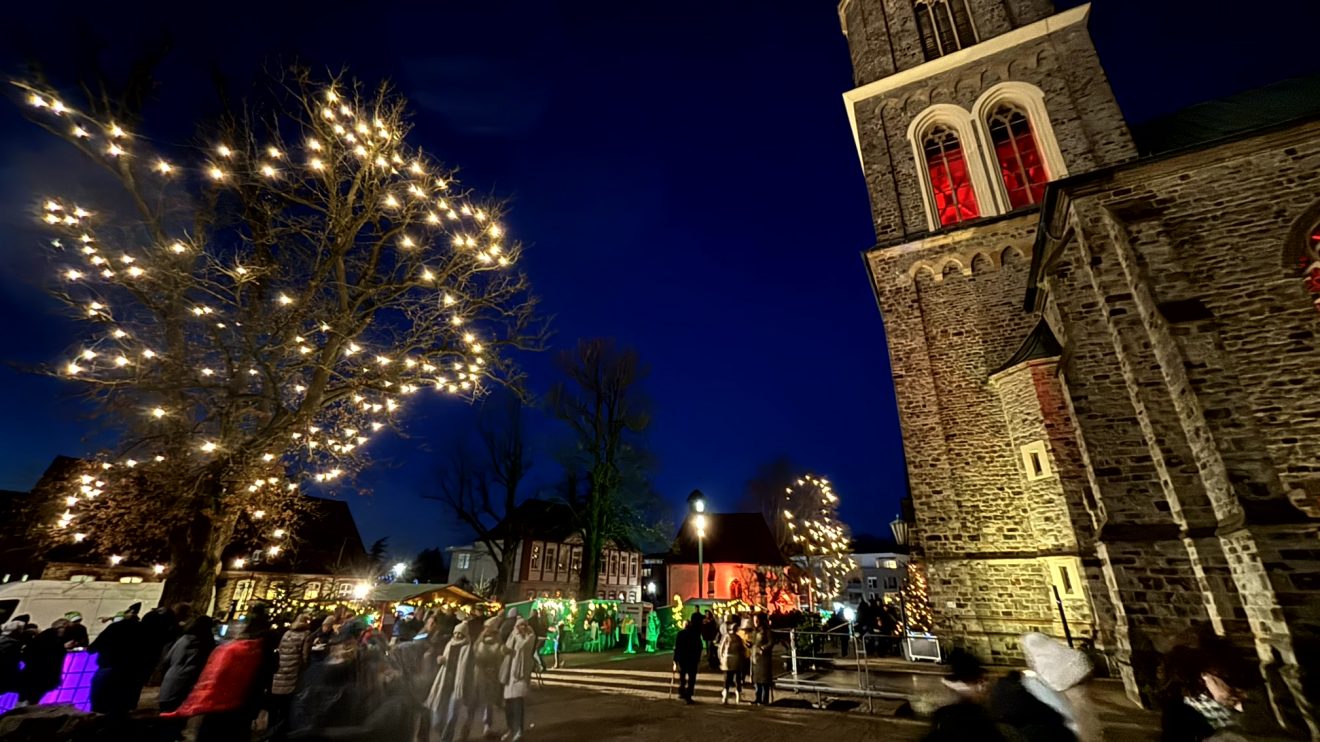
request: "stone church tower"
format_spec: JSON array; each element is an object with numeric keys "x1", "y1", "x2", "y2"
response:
[
  {"x1": 839, "y1": 0, "x2": 1134, "y2": 664},
  {"x1": 840, "y1": 1, "x2": 1320, "y2": 728}
]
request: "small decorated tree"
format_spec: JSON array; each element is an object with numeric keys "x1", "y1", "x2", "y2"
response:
[
  {"x1": 900, "y1": 561, "x2": 934, "y2": 634},
  {"x1": 13, "y1": 68, "x2": 542, "y2": 610},
  {"x1": 783, "y1": 474, "x2": 854, "y2": 608}
]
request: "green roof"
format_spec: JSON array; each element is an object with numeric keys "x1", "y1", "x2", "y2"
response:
[{"x1": 1132, "y1": 74, "x2": 1320, "y2": 155}]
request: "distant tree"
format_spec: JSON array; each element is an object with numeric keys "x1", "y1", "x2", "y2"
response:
[
  {"x1": 12, "y1": 67, "x2": 542, "y2": 610},
  {"x1": 784, "y1": 474, "x2": 854, "y2": 607},
  {"x1": 740, "y1": 455, "x2": 801, "y2": 552},
  {"x1": 548, "y1": 339, "x2": 650, "y2": 598},
  {"x1": 428, "y1": 393, "x2": 532, "y2": 598},
  {"x1": 367, "y1": 537, "x2": 389, "y2": 573},
  {"x1": 410, "y1": 547, "x2": 448, "y2": 583}
]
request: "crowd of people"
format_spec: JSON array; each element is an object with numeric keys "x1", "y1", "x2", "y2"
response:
[
  {"x1": 671, "y1": 610, "x2": 775, "y2": 705},
  {"x1": 0, "y1": 600, "x2": 541, "y2": 741}
]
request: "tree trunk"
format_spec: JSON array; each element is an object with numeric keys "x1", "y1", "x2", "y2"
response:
[
  {"x1": 158, "y1": 478, "x2": 236, "y2": 614},
  {"x1": 496, "y1": 546, "x2": 519, "y2": 601}
]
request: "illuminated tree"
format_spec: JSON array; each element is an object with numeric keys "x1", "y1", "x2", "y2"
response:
[
  {"x1": 13, "y1": 69, "x2": 542, "y2": 610},
  {"x1": 900, "y1": 561, "x2": 934, "y2": 634},
  {"x1": 783, "y1": 474, "x2": 854, "y2": 606}
]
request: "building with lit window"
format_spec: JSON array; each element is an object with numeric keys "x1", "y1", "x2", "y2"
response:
[
  {"x1": 446, "y1": 500, "x2": 644, "y2": 603},
  {"x1": 666, "y1": 513, "x2": 790, "y2": 605},
  {"x1": 840, "y1": 0, "x2": 1320, "y2": 727}
]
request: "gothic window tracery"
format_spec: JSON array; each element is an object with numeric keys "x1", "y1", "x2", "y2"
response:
[
  {"x1": 913, "y1": 0, "x2": 978, "y2": 60},
  {"x1": 922, "y1": 124, "x2": 980, "y2": 226},
  {"x1": 987, "y1": 103, "x2": 1049, "y2": 208}
]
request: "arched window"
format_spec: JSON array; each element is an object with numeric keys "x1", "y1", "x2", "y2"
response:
[
  {"x1": 922, "y1": 125, "x2": 980, "y2": 226},
  {"x1": 987, "y1": 103, "x2": 1048, "y2": 208},
  {"x1": 913, "y1": 0, "x2": 978, "y2": 60}
]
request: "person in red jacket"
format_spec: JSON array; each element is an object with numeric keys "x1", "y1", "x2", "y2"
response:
[{"x1": 162, "y1": 603, "x2": 273, "y2": 742}]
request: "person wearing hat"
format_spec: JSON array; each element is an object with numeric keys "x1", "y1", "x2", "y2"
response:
[
  {"x1": 62, "y1": 612, "x2": 89, "y2": 649},
  {"x1": 88, "y1": 601, "x2": 145, "y2": 715}
]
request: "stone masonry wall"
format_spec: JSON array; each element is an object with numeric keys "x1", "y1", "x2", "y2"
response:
[
  {"x1": 868, "y1": 213, "x2": 1105, "y2": 661},
  {"x1": 1043, "y1": 119, "x2": 1320, "y2": 727}
]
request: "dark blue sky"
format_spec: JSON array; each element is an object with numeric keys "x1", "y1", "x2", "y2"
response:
[{"x1": 2, "y1": 1, "x2": 1318, "y2": 557}]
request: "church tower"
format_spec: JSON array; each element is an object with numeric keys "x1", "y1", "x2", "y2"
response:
[{"x1": 839, "y1": 0, "x2": 1137, "y2": 665}]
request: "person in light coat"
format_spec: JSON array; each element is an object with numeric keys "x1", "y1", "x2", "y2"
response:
[
  {"x1": 427, "y1": 619, "x2": 476, "y2": 742},
  {"x1": 268, "y1": 613, "x2": 312, "y2": 740},
  {"x1": 502, "y1": 618, "x2": 536, "y2": 741},
  {"x1": 717, "y1": 614, "x2": 747, "y2": 704},
  {"x1": 472, "y1": 618, "x2": 506, "y2": 737}
]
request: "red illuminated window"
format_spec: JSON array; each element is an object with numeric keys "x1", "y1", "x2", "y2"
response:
[
  {"x1": 988, "y1": 104, "x2": 1048, "y2": 209},
  {"x1": 923, "y1": 125, "x2": 979, "y2": 226}
]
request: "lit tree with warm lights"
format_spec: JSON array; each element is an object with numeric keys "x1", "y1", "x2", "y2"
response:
[
  {"x1": 12, "y1": 69, "x2": 542, "y2": 610},
  {"x1": 782, "y1": 474, "x2": 854, "y2": 609},
  {"x1": 899, "y1": 561, "x2": 934, "y2": 634}
]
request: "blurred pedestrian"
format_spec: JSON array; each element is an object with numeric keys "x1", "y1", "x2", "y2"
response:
[
  {"x1": 923, "y1": 649, "x2": 1004, "y2": 742},
  {"x1": 158, "y1": 615, "x2": 216, "y2": 742},
  {"x1": 673, "y1": 613, "x2": 703, "y2": 704},
  {"x1": 427, "y1": 619, "x2": 475, "y2": 742},
  {"x1": 749, "y1": 613, "x2": 775, "y2": 705},
  {"x1": 700, "y1": 611, "x2": 718, "y2": 670},
  {"x1": 161, "y1": 602, "x2": 273, "y2": 742},
  {"x1": 89, "y1": 602, "x2": 145, "y2": 715},
  {"x1": 18, "y1": 618, "x2": 68, "y2": 706},
  {"x1": 503, "y1": 618, "x2": 536, "y2": 742},
  {"x1": 718, "y1": 614, "x2": 747, "y2": 704},
  {"x1": 0, "y1": 620, "x2": 24, "y2": 696},
  {"x1": 62, "y1": 612, "x2": 89, "y2": 649},
  {"x1": 268, "y1": 612, "x2": 313, "y2": 740},
  {"x1": 472, "y1": 618, "x2": 506, "y2": 737}
]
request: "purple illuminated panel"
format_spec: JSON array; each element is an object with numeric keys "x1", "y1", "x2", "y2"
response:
[{"x1": 0, "y1": 650, "x2": 98, "y2": 714}]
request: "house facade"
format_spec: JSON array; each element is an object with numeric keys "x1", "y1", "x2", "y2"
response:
[
  {"x1": 667, "y1": 513, "x2": 791, "y2": 605},
  {"x1": 842, "y1": 552, "x2": 909, "y2": 607}
]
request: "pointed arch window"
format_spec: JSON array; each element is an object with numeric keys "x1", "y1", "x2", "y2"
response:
[
  {"x1": 922, "y1": 125, "x2": 980, "y2": 226},
  {"x1": 988, "y1": 103, "x2": 1048, "y2": 208},
  {"x1": 913, "y1": 0, "x2": 978, "y2": 61}
]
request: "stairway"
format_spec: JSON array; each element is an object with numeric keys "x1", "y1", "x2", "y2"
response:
[{"x1": 538, "y1": 666, "x2": 729, "y2": 701}]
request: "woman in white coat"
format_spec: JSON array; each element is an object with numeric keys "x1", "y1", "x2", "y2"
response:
[{"x1": 502, "y1": 618, "x2": 536, "y2": 742}]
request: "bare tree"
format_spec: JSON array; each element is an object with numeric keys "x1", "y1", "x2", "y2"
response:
[
  {"x1": 548, "y1": 339, "x2": 650, "y2": 598},
  {"x1": 429, "y1": 393, "x2": 531, "y2": 598},
  {"x1": 12, "y1": 68, "x2": 543, "y2": 610},
  {"x1": 739, "y1": 455, "x2": 803, "y2": 553}
]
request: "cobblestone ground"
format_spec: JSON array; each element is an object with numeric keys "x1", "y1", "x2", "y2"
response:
[{"x1": 521, "y1": 685, "x2": 928, "y2": 742}]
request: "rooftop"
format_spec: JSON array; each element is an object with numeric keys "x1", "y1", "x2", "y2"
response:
[{"x1": 668, "y1": 512, "x2": 788, "y2": 567}]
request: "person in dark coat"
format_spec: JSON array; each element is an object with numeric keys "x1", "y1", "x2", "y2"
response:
[
  {"x1": 0, "y1": 620, "x2": 24, "y2": 695},
  {"x1": 89, "y1": 602, "x2": 144, "y2": 715},
  {"x1": 268, "y1": 613, "x2": 313, "y2": 740},
  {"x1": 699, "y1": 611, "x2": 719, "y2": 670},
  {"x1": 672, "y1": 614, "x2": 704, "y2": 704},
  {"x1": 988, "y1": 671, "x2": 1075, "y2": 742},
  {"x1": 924, "y1": 649, "x2": 1006, "y2": 742},
  {"x1": 61, "y1": 612, "x2": 89, "y2": 649},
  {"x1": 17, "y1": 618, "x2": 68, "y2": 705},
  {"x1": 159, "y1": 616, "x2": 216, "y2": 712}
]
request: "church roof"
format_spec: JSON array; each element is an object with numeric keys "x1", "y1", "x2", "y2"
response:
[
  {"x1": 668, "y1": 513, "x2": 788, "y2": 567},
  {"x1": 991, "y1": 319, "x2": 1063, "y2": 376},
  {"x1": 1131, "y1": 74, "x2": 1320, "y2": 156}
]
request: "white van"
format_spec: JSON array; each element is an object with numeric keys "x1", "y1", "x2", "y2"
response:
[{"x1": 0, "y1": 580, "x2": 165, "y2": 640}]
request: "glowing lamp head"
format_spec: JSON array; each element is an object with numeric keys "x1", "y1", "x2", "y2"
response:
[
  {"x1": 392, "y1": 562, "x2": 408, "y2": 577},
  {"x1": 352, "y1": 583, "x2": 370, "y2": 600},
  {"x1": 153, "y1": 564, "x2": 166, "y2": 575}
]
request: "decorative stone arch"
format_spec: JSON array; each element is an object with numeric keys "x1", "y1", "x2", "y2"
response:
[
  {"x1": 1001, "y1": 245, "x2": 1027, "y2": 267},
  {"x1": 907, "y1": 104, "x2": 998, "y2": 232},
  {"x1": 970, "y1": 252, "x2": 995, "y2": 274},
  {"x1": 938, "y1": 256, "x2": 968, "y2": 278},
  {"x1": 910, "y1": 261, "x2": 938, "y2": 284},
  {"x1": 971, "y1": 82, "x2": 1069, "y2": 214}
]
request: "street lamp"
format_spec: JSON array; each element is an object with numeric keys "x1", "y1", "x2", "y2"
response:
[
  {"x1": 392, "y1": 562, "x2": 408, "y2": 580},
  {"x1": 688, "y1": 490, "x2": 708, "y2": 600}
]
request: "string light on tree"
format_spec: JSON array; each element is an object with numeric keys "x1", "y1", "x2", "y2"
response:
[
  {"x1": 783, "y1": 474, "x2": 855, "y2": 608},
  {"x1": 14, "y1": 70, "x2": 544, "y2": 608}
]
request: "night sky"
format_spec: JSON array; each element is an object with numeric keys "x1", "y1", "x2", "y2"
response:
[{"x1": 2, "y1": 1, "x2": 1318, "y2": 558}]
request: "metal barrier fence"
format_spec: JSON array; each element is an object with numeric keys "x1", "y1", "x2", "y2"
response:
[{"x1": 768, "y1": 626, "x2": 910, "y2": 713}]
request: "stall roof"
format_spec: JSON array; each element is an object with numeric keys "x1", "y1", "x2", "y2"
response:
[{"x1": 364, "y1": 582, "x2": 483, "y2": 605}]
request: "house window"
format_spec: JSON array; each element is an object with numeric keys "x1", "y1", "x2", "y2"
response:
[
  {"x1": 570, "y1": 546, "x2": 582, "y2": 573},
  {"x1": 119, "y1": 576, "x2": 143, "y2": 584},
  {"x1": 913, "y1": 0, "x2": 978, "y2": 60},
  {"x1": 885, "y1": 576, "x2": 899, "y2": 590},
  {"x1": 266, "y1": 581, "x2": 287, "y2": 600},
  {"x1": 630, "y1": 554, "x2": 639, "y2": 579},
  {"x1": 303, "y1": 581, "x2": 321, "y2": 600},
  {"x1": 529, "y1": 543, "x2": 541, "y2": 572},
  {"x1": 988, "y1": 104, "x2": 1048, "y2": 208},
  {"x1": 609, "y1": 552, "x2": 618, "y2": 576},
  {"x1": 544, "y1": 545, "x2": 557, "y2": 573},
  {"x1": 457, "y1": 553, "x2": 471, "y2": 570},
  {"x1": 922, "y1": 125, "x2": 979, "y2": 226},
  {"x1": 1058, "y1": 565, "x2": 1074, "y2": 595},
  {"x1": 336, "y1": 582, "x2": 354, "y2": 597},
  {"x1": 883, "y1": 559, "x2": 898, "y2": 570},
  {"x1": 866, "y1": 577, "x2": 878, "y2": 589},
  {"x1": 1021, "y1": 441, "x2": 1053, "y2": 480},
  {"x1": 233, "y1": 579, "x2": 255, "y2": 608},
  {"x1": 68, "y1": 575, "x2": 95, "y2": 583},
  {"x1": 629, "y1": 591, "x2": 637, "y2": 602}
]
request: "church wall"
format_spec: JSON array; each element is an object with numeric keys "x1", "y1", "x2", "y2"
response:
[{"x1": 1045, "y1": 118, "x2": 1320, "y2": 723}]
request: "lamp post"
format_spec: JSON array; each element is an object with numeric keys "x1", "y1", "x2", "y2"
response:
[
  {"x1": 890, "y1": 514, "x2": 910, "y2": 651},
  {"x1": 688, "y1": 490, "x2": 708, "y2": 600}
]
